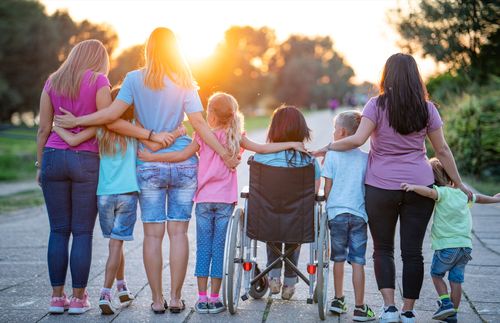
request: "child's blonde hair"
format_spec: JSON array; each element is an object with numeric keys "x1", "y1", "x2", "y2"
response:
[
  {"x1": 98, "y1": 87, "x2": 134, "y2": 156},
  {"x1": 335, "y1": 110, "x2": 362, "y2": 135},
  {"x1": 143, "y1": 27, "x2": 196, "y2": 90},
  {"x1": 48, "y1": 39, "x2": 109, "y2": 99},
  {"x1": 207, "y1": 92, "x2": 244, "y2": 158},
  {"x1": 430, "y1": 157, "x2": 452, "y2": 186}
]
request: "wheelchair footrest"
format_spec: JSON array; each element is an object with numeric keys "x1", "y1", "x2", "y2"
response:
[
  {"x1": 306, "y1": 298, "x2": 313, "y2": 304},
  {"x1": 241, "y1": 294, "x2": 249, "y2": 301}
]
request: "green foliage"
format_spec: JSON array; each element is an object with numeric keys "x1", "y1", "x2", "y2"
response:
[
  {"x1": 0, "y1": 189, "x2": 44, "y2": 214},
  {"x1": 0, "y1": 127, "x2": 37, "y2": 181}
]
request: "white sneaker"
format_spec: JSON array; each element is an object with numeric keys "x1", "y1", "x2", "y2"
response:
[
  {"x1": 400, "y1": 310, "x2": 417, "y2": 323},
  {"x1": 268, "y1": 277, "x2": 282, "y2": 294},
  {"x1": 379, "y1": 305, "x2": 400, "y2": 323}
]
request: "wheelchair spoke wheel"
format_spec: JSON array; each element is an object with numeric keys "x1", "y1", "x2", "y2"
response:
[
  {"x1": 317, "y1": 212, "x2": 330, "y2": 320},
  {"x1": 226, "y1": 208, "x2": 245, "y2": 314},
  {"x1": 248, "y1": 265, "x2": 269, "y2": 299}
]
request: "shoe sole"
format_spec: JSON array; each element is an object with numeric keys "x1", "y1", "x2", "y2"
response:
[
  {"x1": 209, "y1": 307, "x2": 226, "y2": 314},
  {"x1": 195, "y1": 309, "x2": 209, "y2": 314},
  {"x1": 432, "y1": 308, "x2": 457, "y2": 320},
  {"x1": 48, "y1": 306, "x2": 66, "y2": 314},
  {"x1": 118, "y1": 292, "x2": 134, "y2": 303},
  {"x1": 379, "y1": 317, "x2": 400, "y2": 323},
  {"x1": 329, "y1": 307, "x2": 346, "y2": 314},
  {"x1": 68, "y1": 307, "x2": 91, "y2": 315},
  {"x1": 353, "y1": 315, "x2": 376, "y2": 322},
  {"x1": 99, "y1": 301, "x2": 115, "y2": 315}
]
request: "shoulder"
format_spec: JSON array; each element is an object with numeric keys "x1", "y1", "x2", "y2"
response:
[
  {"x1": 124, "y1": 70, "x2": 142, "y2": 81},
  {"x1": 362, "y1": 96, "x2": 381, "y2": 121}
]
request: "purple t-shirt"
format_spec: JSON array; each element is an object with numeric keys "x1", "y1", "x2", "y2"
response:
[
  {"x1": 44, "y1": 70, "x2": 110, "y2": 152},
  {"x1": 362, "y1": 96, "x2": 443, "y2": 190}
]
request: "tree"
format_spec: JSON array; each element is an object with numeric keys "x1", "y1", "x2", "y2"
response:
[
  {"x1": 109, "y1": 45, "x2": 144, "y2": 85},
  {"x1": 390, "y1": 0, "x2": 499, "y2": 79}
]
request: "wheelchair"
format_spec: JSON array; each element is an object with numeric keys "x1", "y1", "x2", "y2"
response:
[{"x1": 222, "y1": 156, "x2": 331, "y2": 320}]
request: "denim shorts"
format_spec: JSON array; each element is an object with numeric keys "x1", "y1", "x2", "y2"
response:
[
  {"x1": 98, "y1": 193, "x2": 138, "y2": 241},
  {"x1": 137, "y1": 161, "x2": 197, "y2": 223},
  {"x1": 328, "y1": 213, "x2": 368, "y2": 265},
  {"x1": 431, "y1": 247, "x2": 472, "y2": 283}
]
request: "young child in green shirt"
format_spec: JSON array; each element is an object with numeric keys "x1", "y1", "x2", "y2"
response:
[{"x1": 401, "y1": 158, "x2": 500, "y2": 323}]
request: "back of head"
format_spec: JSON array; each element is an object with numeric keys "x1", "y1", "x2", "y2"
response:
[
  {"x1": 267, "y1": 105, "x2": 311, "y2": 143},
  {"x1": 207, "y1": 92, "x2": 243, "y2": 158},
  {"x1": 430, "y1": 157, "x2": 452, "y2": 186},
  {"x1": 376, "y1": 53, "x2": 429, "y2": 135},
  {"x1": 144, "y1": 27, "x2": 195, "y2": 90},
  {"x1": 49, "y1": 39, "x2": 109, "y2": 99},
  {"x1": 335, "y1": 110, "x2": 362, "y2": 135}
]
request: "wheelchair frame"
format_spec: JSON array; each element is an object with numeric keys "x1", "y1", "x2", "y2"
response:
[{"x1": 222, "y1": 186, "x2": 331, "y2": 320}]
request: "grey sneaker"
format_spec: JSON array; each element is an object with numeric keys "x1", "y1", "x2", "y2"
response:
[
  {"x1": 281, "y1": 285, "x2": 295, "y2": 300},
  {"x1": 329, "y1": 296, "x2": 347, "y2": 314},
  {"x1": 98, "y1": 293, "x2": 115, "y2": 315},
  {"x1": 353, "y1": 304, "x2": 376, "y2": 321},
  {"x1": 268, "y1": 277, "x2": 282, "y2": 294},
  {"x1": 208, "y1": 301, "x2": 226, "y2": 314},
  {"x1": 195, "y1": 301, "x2": 209, "y2": 314}
]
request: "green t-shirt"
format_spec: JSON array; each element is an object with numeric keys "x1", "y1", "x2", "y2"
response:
[{"x1": 431, "y1": 185, "x2": 475, "y2": 250}]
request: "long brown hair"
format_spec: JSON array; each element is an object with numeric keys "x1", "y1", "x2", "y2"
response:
[
  {"x1": 97, "y1": 87, "x2": 134, "y2": 156},
  {"x1": 267, "y1": 105, "x2": 311, "y2": 143},
  {"x1": 49, "y1": 39, "x2": 109, "y2": 99},
  {"x1": 376, "y1": 53, "x2": 429, "y2": 135},
  {"x1": 207, "y1": 92, "x2": 244, "y2": 158},
  {"x1": 143, "y1": 27, "x2": 196, "y2": 90}
]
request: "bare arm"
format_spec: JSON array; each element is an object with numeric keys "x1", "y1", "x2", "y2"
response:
[
  {"x1": 36, "y1": 91, "x2": 53, "y2": 185},
  {"x1": 330, "y1": 117, "x2": 375, "y2": 151},
  {"x1": 52, "y1": 126, "x2": 97, "y2": 147},
  {"x1": 401, "y1": 183, "x2": 438, "y2": 200},
  {"x1": 240, "y1": 136, "x2": 306, "y2": 153},
  {"x1": 475, "y1": 193, "x2": 500, "y2": 204},
  {"x1": 138, "y1": 141, "x2": 199, "y2": 163},
  {"x1": 427, "y1": 127, "x2": 472, "y2": 199},
  {"x1": 188, "y1": 111, "x2": 239, "y2": 169},
  {"x1": 323, "y1": 178, "x2": 332, "y2": 198}
]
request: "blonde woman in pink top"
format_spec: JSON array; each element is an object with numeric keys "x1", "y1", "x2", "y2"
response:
[{"x1": 138, "y1": 92, "x2": 304, "y2": 313}]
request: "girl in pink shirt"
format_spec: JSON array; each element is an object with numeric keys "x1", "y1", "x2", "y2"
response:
[{"x1": 138, "y1": 92, "x2": 304, "y2": 313}]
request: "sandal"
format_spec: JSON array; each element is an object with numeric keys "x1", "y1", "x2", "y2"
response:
[
  {"x1": 169, "y1": 299, "x2": 186, "y2": 313},
  {"x1": 151, "y1": 299, "x2": 168, "y2": 314}
]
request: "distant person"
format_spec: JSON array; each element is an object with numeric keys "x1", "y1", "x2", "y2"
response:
[
  {"x1": 54, "y1": 27, "x2": 240, "y2": 314},
  {"x1": 138, "y1": 92, "x2": 305, "y2": 313},
  {"x1": 328, "y1": 98, "x2": 340, "y2": 113},
  {"x1": 314, "y1": 53, "x2": 472, "y2": 323},
  {"x1": 401, "y1": 158, "x2": 500, "y2": 323},
  {"x1": 322, "y1": 111, "x2": 375, "y2": 321}
]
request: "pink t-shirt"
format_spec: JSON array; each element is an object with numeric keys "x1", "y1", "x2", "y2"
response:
[
  {"x1": 44, "y1": 70, "x2": 111, "y2": 152},
  {"x1": 362, "y1": 96, "x2": 443, "y2": 190},
  {"x1": 193, "y1": 130, "x2": 238, "y2": 204}
]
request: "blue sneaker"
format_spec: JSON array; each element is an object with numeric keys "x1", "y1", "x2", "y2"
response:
[
  {"x1": 443, "y1": 312, "x2": 457, "y2": 323},
  {"x1": 432, "y1": 299, "x2": 455, "y2": 320}
]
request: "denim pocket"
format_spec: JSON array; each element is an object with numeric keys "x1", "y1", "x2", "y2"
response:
[
  {"x1": 41, "y1": 148, "x2": 56, "y2": 172},
  {"x1": 77, "y1": 151, "x2": 99, "y2": 177},
  {"x1": 436, "y1": 248, "x2": 460, "y2": 265},
  {"x1": 137, "y1": 166, "x2": 160, "y2": 188},
  {"x1": 177, "y1": 164, "x2": 197, "y2": 181}
]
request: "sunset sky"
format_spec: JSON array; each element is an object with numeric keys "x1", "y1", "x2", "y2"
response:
[{"x1": 42, "y1": 0, "x2": 439, "y2": 84}]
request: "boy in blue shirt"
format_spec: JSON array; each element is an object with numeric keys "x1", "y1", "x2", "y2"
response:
[{"x1": 322, "y1": 111, "x2": 375, "y2": 321}]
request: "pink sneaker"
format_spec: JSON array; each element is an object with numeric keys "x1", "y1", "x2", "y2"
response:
[
  {"x1": 49, "y1": 293, "x2": 69, "y2": 314},
  {"x1": 68, "y1": 292, "x2": 91, "y2": 315}
]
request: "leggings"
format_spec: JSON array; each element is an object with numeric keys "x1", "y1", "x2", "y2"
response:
[{"x1": 365, "y1": 184, "x2": 435, "y2": 299}]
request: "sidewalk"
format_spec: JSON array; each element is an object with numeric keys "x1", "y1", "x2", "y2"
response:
[
  {"x1": 0, "y1": 180, "x2": 38, "y2": 197},
  {"x1": 0, "y1": 110, "x2": 498, "y2": 322}
]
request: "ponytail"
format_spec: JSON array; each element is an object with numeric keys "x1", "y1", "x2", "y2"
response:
[{"x1": 226, "y1": 110, "x2": 244, "y2": 158}]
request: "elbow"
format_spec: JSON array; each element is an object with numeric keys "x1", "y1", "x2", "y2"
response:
[{"x1": 37, "y1": 126, "x2": 51, "y2": 139}]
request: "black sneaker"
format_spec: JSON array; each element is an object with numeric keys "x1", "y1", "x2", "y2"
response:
[
  {"x1": 353, "y1": 304, "x2": 376, "y2": 321},
  {"x1": 208, "y1": 301, "x2": 226, "y2": 314},
  {"x1": 329, "y1": 296, "x2": 347, "y2": 314},
  {"x1": 195, "y1": 301, "x2": 209, "y2": 314}
]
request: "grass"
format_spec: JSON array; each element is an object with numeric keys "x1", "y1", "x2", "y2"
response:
[
  {"x1": 463, "y1": 176, "x2": 500, "y2": 196},
  {"x1": 0, "y1": 189, "x2": 44, "y2": 214},
  {"x1": 0, "y1": 127, "x2": 37, "y2": 181}
]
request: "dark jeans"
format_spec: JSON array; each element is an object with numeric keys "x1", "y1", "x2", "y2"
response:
[
  {"x1": 266, "y1": 243, "x2": 301, "y2": 286},
  {"x1": 365, "y1": 184, "x2": 435, "y2": 299},
  {"x1": 41, "y1": 148, "x2": 99, "y2": 288}
]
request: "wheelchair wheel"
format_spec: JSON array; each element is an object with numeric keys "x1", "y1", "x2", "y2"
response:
[
  {"x1": 248, "y1": 265, "x2": 269, "y2": 299},
  {"x1": 222, "y1": 209, "x2": 235, "y2": 307},
  {"x1": 316, "y1": 212, "x2": 330, "y2": 320},
  {"x1": 226, "y1": 208, "x2": 245, "y2": 314}
]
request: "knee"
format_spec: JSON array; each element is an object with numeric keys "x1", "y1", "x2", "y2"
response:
[{"x1": 401, "y1": 248, "x2": 423, "y2": 263}]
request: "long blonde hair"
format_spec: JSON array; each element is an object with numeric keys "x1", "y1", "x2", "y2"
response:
[
  {"x1": 98, "y1": 87, "x2": 134, "y2": 156},
  {"x1": 143, "y1": 27, "x2": 196, "y2": 90},
  {"x1": 48, "y1": 39, "x2": 109, "y2": 99},
  {"x1": 207, "y1": 92, "x2": 244, "y2": 158}
]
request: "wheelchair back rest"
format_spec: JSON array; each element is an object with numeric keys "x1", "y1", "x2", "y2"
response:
[{"x1": 246, "y1": 157, "x2": 315, "y2": 244}]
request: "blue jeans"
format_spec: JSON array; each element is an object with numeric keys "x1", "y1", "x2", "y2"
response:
[
  {"x1": 194, "y1": 203, "x2": 235, "y2": 278},
  {"x1": 41, "y1": 148, "x2": 99, "y2": 288},
  {"x1": 431, "y1": 247, "x2": 472, "y2": 283},
  {"x1": 137, "y1": 161, "x2": 197, "y2": 223},
  {"x1": 98, "y1": 193, "x2": 138, "y2": 241},
  {"x1": 329, "y1": 213, "x2": 368, "y2": 265}
]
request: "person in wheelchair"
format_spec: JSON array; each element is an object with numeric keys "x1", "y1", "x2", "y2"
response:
[{"x1": 253, "y1": 106, "x2": 321, "y2": 300}]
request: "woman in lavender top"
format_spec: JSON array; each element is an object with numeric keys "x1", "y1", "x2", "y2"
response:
[{"x1": 316, "y1": 53, "x2": 471, "y2": 323}]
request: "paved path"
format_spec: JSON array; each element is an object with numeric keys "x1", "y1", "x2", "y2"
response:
[
  {"x1": 0, "y1": 180, "x2": 38, "y2": 197},
  {"x1": 1, "y1": 110, "x2": 499, "y2": 322}
]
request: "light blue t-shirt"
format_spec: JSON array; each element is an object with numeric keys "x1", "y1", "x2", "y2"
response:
[
  {"x1": 253, "y1": 150, "x2": 321, "y2": 180},
  {"x1": 322, "y1": 148, "x2": 368, "y2": 222},
  {"x1": 97, "y1": 138, "x2": 139, "y2": 196},
  {"x1": 116, "y1": 70, "x2": 203, "y2": 161}
]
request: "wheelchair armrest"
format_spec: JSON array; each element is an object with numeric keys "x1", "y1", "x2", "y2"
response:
[
  {"x1": 315, "y1": 189, "x2": 326, "y2": 202},
  {"x1": 240, "y1": 185, "x2": 250, "y2": 198}
]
